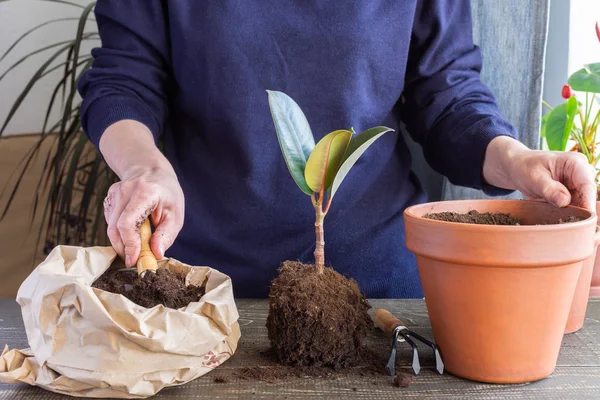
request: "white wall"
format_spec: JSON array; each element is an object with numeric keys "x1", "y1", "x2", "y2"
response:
[
  {"x1": 568, "y1": 0, "x2": 600, "y2": 75},
  {"x1": 544, "y1": 0, "x2": 600, "y2": 108},
  {"x1": 0, "y1": 0, "x2": 98, "y2": 136}
]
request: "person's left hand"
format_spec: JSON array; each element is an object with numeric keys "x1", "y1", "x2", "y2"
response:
[{"x1": 483, "y1": 136, "x2": 597, "y2": 212}]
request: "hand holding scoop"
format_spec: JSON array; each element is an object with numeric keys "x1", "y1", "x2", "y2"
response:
[{"x1": 118, "y1": 218, "x2": 158, "y2": 278}]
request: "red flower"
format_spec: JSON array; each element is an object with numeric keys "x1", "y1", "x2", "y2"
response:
[
  {"x1": 562, "y1": 84, "x2": 573, "y2": 99},
  {"x1": 596, "y1": 21, "x2": 600, "y2": 42}
]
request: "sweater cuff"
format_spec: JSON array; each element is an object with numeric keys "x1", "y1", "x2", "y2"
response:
[
  {"x1": 82, "y1": 95, "x2": 161, "y2": 149},
  {"x1": 463, "y1": 116, "x2": 519, "y2": 197}
]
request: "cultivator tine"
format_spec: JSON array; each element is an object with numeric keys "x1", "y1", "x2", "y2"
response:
[
  {"x1": 385, "y1": 329, "x2": 399, "y2": 376},
  {"x1": 400, "y1": 332, "x2": 421, "y2": 375},
  {"x1": 401, "y1": 329, "x2": 444, "y2": 374}
]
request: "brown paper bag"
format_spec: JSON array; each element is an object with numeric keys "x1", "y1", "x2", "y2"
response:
[{"x1": 0, "y1": 246, "x2": 240, "y2": 398}]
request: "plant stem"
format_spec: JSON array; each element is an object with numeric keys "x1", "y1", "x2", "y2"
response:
[
  {"x1": 590, "y1": 109, "x2": 600, "y2": 148},
  {"x1": 314, "y1": 204, "x2": 325, "y2": 274},
  {"x1": 323, "y1": 197, "x2": 332, "y2": 214},
  {"x1": 542, "y1": 100, "x2": 553, "y2": 110},
  {"x1": 584, "y1": 93, "x2": 592, "y2": 137}
]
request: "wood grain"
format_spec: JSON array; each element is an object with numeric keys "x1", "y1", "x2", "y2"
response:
[{"x1": 1, "y1": 298, "x2": 600, "y2": 399}]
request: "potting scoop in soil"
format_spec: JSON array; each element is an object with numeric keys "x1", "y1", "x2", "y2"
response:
[
  {"x1": 0, "y1": 223, "x2": 240, "y2": 398},
  {"x1": 115, "y1": 218, "x2": 157, "y2": 278},
  {"x1": 265, "y1": 90, "x2": 392, "y2": 368}
]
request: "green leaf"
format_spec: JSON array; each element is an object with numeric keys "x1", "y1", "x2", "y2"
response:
[
  {"x1": 0, "y1": 33, "x2": 97, "y2": 135},
  {"x1": 329, "y1": 126, "x2": 393, "y2": 200},
  {"x1": 568, "y1": 63, "x2": 600, "y2": 93},
  {"x1": 540, "y1": 111, "x2": 550, "y2": 138},
  {"x1": 304, "y1": 130, "x2": 352, "y2": 192},
  {"x1": 544, "y1": 97, "x2": 578, "y2": 151},
  {"x1": 267, "y1": 90, "x2": 315, "y2": 195},
  {"x1": 564, "y1": 96, "x2": 578, "y2": 144}
]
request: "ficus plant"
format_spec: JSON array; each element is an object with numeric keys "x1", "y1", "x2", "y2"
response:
[
  {"x1": 542, "y1": 22, "x2": 600, "y2": 197},
  {"x1": 267, "y1": 90, "x2": 392, "y2": 273}
]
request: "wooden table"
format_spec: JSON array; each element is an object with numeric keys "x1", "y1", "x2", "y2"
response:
[{"x1": 1, "y1": 298, "x2": 600, "y2": 399}]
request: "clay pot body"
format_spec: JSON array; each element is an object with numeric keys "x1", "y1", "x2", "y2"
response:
[
  {"x1": 404, "y1": 200, "x2": 597, "y2": 384},
  {"x1": 590, "y1": 202, "x2": 600, "y2": 297},
  {"x1": 565, "y1": 230, "x2": 600, "y2": 333}
]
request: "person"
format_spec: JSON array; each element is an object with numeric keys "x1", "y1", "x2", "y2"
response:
[{"x1": 78, "y1": 1, "x2": 596, "y2": 298}]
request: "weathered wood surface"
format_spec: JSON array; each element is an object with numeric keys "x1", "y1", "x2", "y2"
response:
[{"x1": 1, "y1": 298, "x2": 600, "y2": 399}]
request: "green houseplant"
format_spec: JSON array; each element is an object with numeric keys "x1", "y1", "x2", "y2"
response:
[
  {"x1": 263, "y1": 90, "x2": 392, "y2": 368},
  {"x1": 541, "y1": 22, "x2": 600, "y2": 193},
  {"x1": 0, "y1": 0, "x2": 116, "y2": 259},
  {"x1": 541, "y1": 21, "x2": 600, "y2": 297}
]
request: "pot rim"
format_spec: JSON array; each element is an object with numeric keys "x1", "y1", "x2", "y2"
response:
[{"x1": 404, "y1": 199, "x2": 596, "y2": 232}]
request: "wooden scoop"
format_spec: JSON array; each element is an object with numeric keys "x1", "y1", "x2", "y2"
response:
[
  {"x1": 136, "y1": 218, "x2": 158, "y2": 277},
  {"x1": 117, "y1": 218, "x2": 158, "y2": 278}
]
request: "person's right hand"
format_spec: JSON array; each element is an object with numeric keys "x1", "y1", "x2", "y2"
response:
[
  {"x1": 99, "y1": 120, "x2": 185, "y2": 267},
  {"x1": 104, "y1": 165, "x2": 184, "y2": 267}
]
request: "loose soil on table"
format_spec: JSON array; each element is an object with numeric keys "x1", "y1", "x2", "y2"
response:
[
  {"x1": 92, "y1": 267, "x2": 205, "y2": 309},
  {"x1": 232, "y1": 346, "x2": 413, "y2": 388},
  {"x1": 266, "y1": 261, "x2": 372, "y2": 369},
  {"x1": 424, "y1": 210, "x2": 582, "y2": 225}
]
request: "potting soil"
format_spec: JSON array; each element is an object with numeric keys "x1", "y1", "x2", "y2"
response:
[
  {"x1": 424, "y1": 210, "x2": 583, "y2": 225},
  {"x1": 92, "y1": 266, "x2": 205, "y2": 309},
  {"x1": 424, "y1": 210, "x2": 520, "y2": 225}
]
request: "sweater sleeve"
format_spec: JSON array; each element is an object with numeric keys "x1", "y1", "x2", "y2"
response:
[
  {"x1": 78, "y1": 0, "x2": 170, "y2": 149},
  {"x1": 400, "y1": 0, "x2": 518, "y2": 195}
]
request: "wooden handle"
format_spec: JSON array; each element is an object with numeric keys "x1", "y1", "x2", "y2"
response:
[
  {"x1": 137, "y1": 219, "x2": 158, "y2": 276},
  {"x1": 373, "y1": 309, "x2": 406, "y2": 336}
]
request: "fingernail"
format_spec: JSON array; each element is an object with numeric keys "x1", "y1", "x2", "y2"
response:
[
  {"x1": 159, "y1": 245, "x2": 165, "y2": 258},
  {"x1": 125, "y1": 255, "x2": 132, "y2": 267},
  {"x1": 554, "y1": 192, "x2": 568, "y2": 207}
]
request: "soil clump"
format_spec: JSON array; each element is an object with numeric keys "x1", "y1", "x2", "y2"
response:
[
  {"x1": 266, "y1": 261, "x2": 372, "y2": 369},
  {"x1": 393, "y1": 373, "x2": 414, "y2": 388}
]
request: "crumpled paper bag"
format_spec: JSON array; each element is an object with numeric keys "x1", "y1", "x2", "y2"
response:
[{"x1": 0, "y1": 246, "x2": 240, "y2": 398}]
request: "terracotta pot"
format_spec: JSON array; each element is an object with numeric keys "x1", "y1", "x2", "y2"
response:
[
  {"x1": 590, "y1": 202, "x2": 600, "y2": 297},
  {"x1": 565, "y1": 226, "x2": 600, "y2": 333},
  {"x1": 404, "y1": 200, "x2": 597, "y2": 384}
]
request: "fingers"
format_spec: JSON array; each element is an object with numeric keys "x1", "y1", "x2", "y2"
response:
[
  {"x1": 150, "y1": 210, "x2": 183, "y2": 259},
  {"x1": 564, "y1": 153, "x2": 597, "y2": 212},
  {"x1": 577, "y1": 181, "x2": 597, "y2": 213},
  {"x1": 536, "y1": 174, "x2": 572, "y2": 208},
  {"x1": 102, "y1": 164, "x2": 184, "y2": 265},
  {"x1": 104, "y1": 181, "x2": 158, "y2": 267},
  {"x1": 104, "y1": 185, "x2": 126, "y2": 259},
  {"x1": 117, "y1": 196, "x2": 157, "y2": 266},
  {"x1": 516, "y1": 151, "x2": 597, "y2": 212}
]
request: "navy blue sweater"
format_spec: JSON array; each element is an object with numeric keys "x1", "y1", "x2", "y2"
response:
[{"x1": 79, "y1": 0, "x2": 517, "y2": 298}]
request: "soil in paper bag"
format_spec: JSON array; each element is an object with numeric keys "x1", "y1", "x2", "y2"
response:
[
  {"x1": 266, "y1": 261, "x2": 372, "y2": 369},
  {"x1": 93, "y1": 267, "x2": 205, "y2": 309}
]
